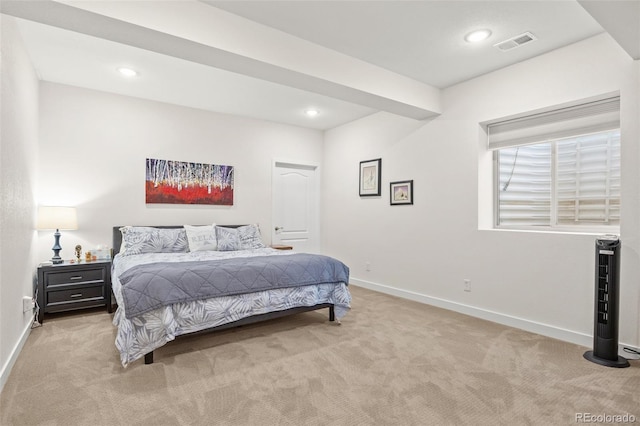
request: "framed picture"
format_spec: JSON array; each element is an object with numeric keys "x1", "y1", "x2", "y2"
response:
[
  {"x1": 390, "y1": 180, "x2": 413, "y2": 205},
  {"x1": 145, "y1": 158, "x2": 234, "y2": 205},
  {"x1": 359, "y1": 158, "x2": 382, "y2": 196}
]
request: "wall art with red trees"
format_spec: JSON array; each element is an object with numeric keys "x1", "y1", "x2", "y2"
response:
[{"x1": 145, "y1": 158, "x2": 234, "y2": 205}]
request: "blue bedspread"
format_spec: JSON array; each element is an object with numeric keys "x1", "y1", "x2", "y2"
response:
[{"x1": 120, "y1": 253, "x2": 350, "y2": 319}]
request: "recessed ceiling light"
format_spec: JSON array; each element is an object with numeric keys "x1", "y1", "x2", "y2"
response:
[
  {"x1": 464, "y1": 29, "x2": 492, "y2": 43},
  {"x1": 117, "y1": 67, "x2": 139, "y2": 77},
  {"x1": 304, "y1": 109, "x2": 320, "y2": 117}
]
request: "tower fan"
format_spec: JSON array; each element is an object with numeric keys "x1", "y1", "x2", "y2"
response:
[{"x1": 584, "y1": 235, "x2": 629, "y2": 368}]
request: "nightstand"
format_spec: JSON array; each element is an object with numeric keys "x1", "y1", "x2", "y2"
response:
[
  {"x1": 270, "y1": 244, "x2": 293, "y2": 250},
  {"x1": 36, "y1": 260, "x2": 112, "y2": 324}
]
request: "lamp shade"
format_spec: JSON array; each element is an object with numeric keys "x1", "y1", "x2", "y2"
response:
[{"x1": 37, "y1": 206, "x2": 78, "y2": 231}]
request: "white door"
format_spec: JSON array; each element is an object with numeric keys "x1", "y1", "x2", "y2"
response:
[{"x1": 272, "y1": 161, "x2": 319, "y2": 253}]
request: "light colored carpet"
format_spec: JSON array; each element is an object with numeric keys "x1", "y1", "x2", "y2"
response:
[{"x1": 1, "y1": 285, "x2": 638, "y2": 425}]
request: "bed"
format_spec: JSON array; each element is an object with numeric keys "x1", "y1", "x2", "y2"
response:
[{"x1": 111, "y1": 224, "x2": 351, "y2": 366}]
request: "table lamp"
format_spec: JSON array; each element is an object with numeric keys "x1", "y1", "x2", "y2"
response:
[{"x1": 37, "y1": 206, "x2": 78, "y2": 264}]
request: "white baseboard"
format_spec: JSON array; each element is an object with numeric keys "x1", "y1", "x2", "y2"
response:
[
  {"x1": 350, "y1": 277, "x2": 638, "y2": 358},
  {"x1": 0, "y1": 317, "x2": 33, "y2": 394}
]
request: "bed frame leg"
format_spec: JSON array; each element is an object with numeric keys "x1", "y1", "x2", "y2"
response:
[
  {"x1": 329, "y1": 306, "x2": 335, "y2": 322},
  {"x1": 144, "y1": 351, "x2": 154, "y2": 365}
]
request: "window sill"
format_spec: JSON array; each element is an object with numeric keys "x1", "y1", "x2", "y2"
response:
[{"x1": 486, "y1": 226, "x2": 620, "y2": 237}]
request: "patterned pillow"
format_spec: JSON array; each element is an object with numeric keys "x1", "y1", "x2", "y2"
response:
[
  {"x1": 238, "y1": 224, "x2": 266, "y2": 249},
  {"x1": 184, "y1": 224, "x2": 217, "y2": 252},
  {"x1": 215, "y1": 226, "x2": 240, "y2": 251},
  {"x1": 119, "y1": 226, "x2": 189, "y2": 256}
]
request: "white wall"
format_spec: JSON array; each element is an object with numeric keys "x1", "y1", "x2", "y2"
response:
[
  {"x1": 37, "y1": 83, "x2": 324, "y2": 261},
  {"x1": 0, "y1": 16, "x2": 40, "y2": 391},
  {"x1": 6, "y1": 29, "x2": 639, "y2": 391},
  {"x1": 323, "y1": 34, "x2": 640, "y2": 350}
]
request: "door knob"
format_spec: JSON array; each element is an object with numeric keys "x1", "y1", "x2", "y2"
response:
[{"x1": 275, "y1": 226, "x2": 283, "y2": 231}]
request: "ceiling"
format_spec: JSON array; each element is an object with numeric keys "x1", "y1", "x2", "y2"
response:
[
  {"x1": 2, "y1": 1, "x2": 638, "y2": 131},
  {"x1": 210, "y1": 0, "x2": 603, "y2": 89}
]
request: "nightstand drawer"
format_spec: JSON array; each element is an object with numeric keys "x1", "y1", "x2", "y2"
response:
[
  {"x1": 47, "y1": 284, "x2": 105, "y2": 305},
  {"x1": 37, "y1": 259, "x2": 112, "y2": 323},
  {"x1": 45, "y1": 268, "x2": 105, "y2": 286}
]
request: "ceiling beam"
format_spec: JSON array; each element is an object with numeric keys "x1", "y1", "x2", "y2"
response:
[
  {"x1": 1, "y1": 0, "x2": 441, "y2": 120},
  {"x1": 578, "y1": 0, "x2": 640, "y2": 60}
]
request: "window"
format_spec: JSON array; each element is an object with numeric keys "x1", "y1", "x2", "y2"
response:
[{"x1": 488, "y1": 96, "x2": 620, "y2": 231}]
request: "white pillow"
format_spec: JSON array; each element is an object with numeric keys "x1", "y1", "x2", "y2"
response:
[
  {"x1": 119, "y1": 226, "x2": 189, "y2": 256},
  {"x1": 215, "y1": 226, "x2": 240, "y2": 251},
  {"x1": 238, "y1": 224, "x2": 266, "y2": 249},
  {"x1": 184, "y1": 224, "x2": 217, "y2": 252}
]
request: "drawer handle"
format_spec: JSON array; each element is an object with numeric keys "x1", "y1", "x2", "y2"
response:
[
  {"x1": 69, "y1": 276, "x2": 83, "y2": 280},
  {"x1": 70, "y1": 293, "x2": 83, "y2": 298}
]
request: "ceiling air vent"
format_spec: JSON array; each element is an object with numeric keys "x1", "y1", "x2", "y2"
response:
[{"x1": 494, "y1": 32, "x2": 537, "y2": 52}]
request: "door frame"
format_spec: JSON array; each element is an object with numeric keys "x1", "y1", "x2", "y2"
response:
[{"x1": 271, "y1": 159, "x2": 321, "y2": 252}]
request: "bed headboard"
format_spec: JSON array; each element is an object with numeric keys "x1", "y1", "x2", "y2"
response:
[{"x1": 112, "y1": 225, "x2": 244, "y2": 257}]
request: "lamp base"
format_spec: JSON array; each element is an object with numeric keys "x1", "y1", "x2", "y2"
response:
[{"x1": 51, "y1": 229, "x2": 63, "y2": 264}]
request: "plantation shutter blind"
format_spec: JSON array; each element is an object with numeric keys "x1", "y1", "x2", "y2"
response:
[
  {"x1": 487, "y1": 96, "x2": 620, "y2": 150},
  {"x1": 556, "y1": 131, "x2": 620, "y2": 225},
  {"x1": 492, "y1": 96, "x2": 620, "y2": 228},
  {"x1": 498, "y1": 144, "x2": 552, "y2": 226}
]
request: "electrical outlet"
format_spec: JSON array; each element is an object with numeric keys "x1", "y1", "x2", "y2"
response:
[
  {"x1": 22, "y1": 296, "x2": 35, "y2": 313},
  {"x1": 464, "y1": 279, "x2": 471, "y2": 292},
  {"x1": 365, "y1": 261, "x2": 371, "y2": 272}
]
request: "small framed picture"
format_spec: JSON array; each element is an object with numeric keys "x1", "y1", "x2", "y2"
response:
[
  {"x1": 390, "y1": 180, "x2": 413, "y2": 205},
  {"x1": 359, "y1": 158, "x2": 382, "y2": 196}
]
